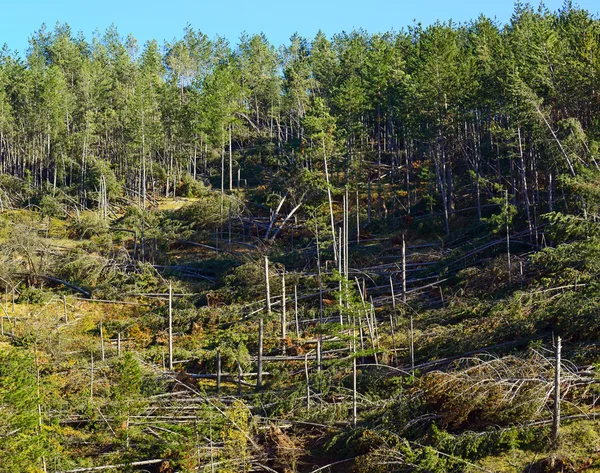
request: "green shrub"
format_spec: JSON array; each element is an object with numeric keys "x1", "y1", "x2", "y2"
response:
[
  {"x1": 17, "y1": 286, "x2": 54, "y2": 304},
  {"x1": 38, "y1": 195, "x2": 65, "y2": 218},
  {"x1": 179, "y1": 173, "x2": 209, "y2": 198},
  {"x1": 68, "y1": 212, "x2": 109, "y2": 239}
]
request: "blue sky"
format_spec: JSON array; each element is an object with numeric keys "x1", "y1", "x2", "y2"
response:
[{"x1": 2, "y1": 0, "x2": 599, "y2": 56}]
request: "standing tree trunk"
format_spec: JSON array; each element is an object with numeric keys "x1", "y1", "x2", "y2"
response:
[
  {"x1": 100, "y1": 320, "x2": 105, "y2": 361},
  {"x1": 352, "y1": 325, "x2": 357, "y2": 428},
  {"x1": 258, "y1": 257, "x2": 270, "y2": 390},
  {"x1": 216, "y1": 349, "x2": 221, "y2": 394},
  {"x1": 356, "y1": 189, "x2": 360, "y2": 244},
  {"x1": 264, "y1": 257, "x2": 271, "y2": 315},
  {"x1": 434, "y1": 151, "x2": 450, "y2": 235},
  {"x1": 323, "y1": 137, "x2": 338, "y2": 263},
  {"x1": 281, "y1": 271, "x2": 286, "y2": 354},
  {"x1": 304, "y1": 352, "x2": 310, "y2": 410},
  {"x1": 168, "y1": 282, "x2": 173, "y2": 371},
  {"x1": 506, "y1": 190, "x2": 511, "y2": 281},
  {"x1": 552, "y1": 337, "x2": 562, "y2": 447},
  {"x1": 294, "y1": 285, "x2": 300, "y2": 339},
  {"x1": 257, "y1": 318, "x2": 263, "y2": 391},
  {"x1": 229, "y1": 125, "x2": 233, "y2": 192},
  {"x1": 517, "y1": 127, "x2": 532, "y2": 240}
]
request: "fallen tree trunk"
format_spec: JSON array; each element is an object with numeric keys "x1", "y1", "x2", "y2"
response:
[
  {"x1": 56, "y1": 458, "x2": 165, "y2": 472},
  {"x1": 17, "y1": 273, "x2": 92, "y2": 298}
]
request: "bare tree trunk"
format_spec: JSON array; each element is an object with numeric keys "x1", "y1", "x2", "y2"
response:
[
  {"x1": 377, "y1": 102, "x2": 382, "y2": 218},
  {"x1": 258, "y1": 257, "x2": 269, "y2": 390},
  {"x1": 390, "y1": 275, "x2": 398, "y2": 364},
  {"x1": 168, "y1": 282, "x2": 173, "y2": 371},
  {"x1": 228, "y1": 203, "x2": 232, "y2": 250},
  {"x1": 403, "y1": 235, "x2": 415, "y2": 369},
  {"x1": 406, "y1": 141, "x2": 411, "y2": 211},
  {"x1": 257, "y1": 318, "x2": 263, "y2": 390},
  {"x1": 316, "y1": 337, "x2": 322, "y2": 373},
  {"x1": 552, "y1": 337, "x2": 562, "y2": 447},
  {"x1": 409, "y1": 314, "x2": 415, "y2": 371},
  {"x1": 304, "y1": 352, "x2": 310, "y2": 410},
  {"x1": 536, "y1": 107, "x2": 576, "y2": 177},
  {"x1": 548, "y1": 171, "x2": 554, "y2": 213},
  {"x1": 264, "y1": 256, "x2": 271, "y2": 315},
  {"x1": 323, "y1": 137, "x2": 338, "y2": 262},
  {"x1": 390, "y1": 275, "x2": 396, "y2": 311},
  {"x1": 506, "y1": 190, "x2": 511, "y2": 282},
  {"x1": 402, "y1": 235, "x2": 407, "y2": 303},
  {"x1": 352, "y1": 326, "x2": 357, "y2": 428},
  {"x1": 473, "y1": 121, "x2": 482, "y2": 221},
  {"x1": 220, "y1": 128, "x2": 225, "y2": 197},
  {"x1": 229, "y1": 125, "x2": 233, "y2": 192},
  {"x1": 216, "y1": 349, "x2": 221, "y2": 394},
  {"x1": 356, "y1": 189, "x2": 360, "y2": 244},
  {"x1": 59, "y1": 459, "x2": 166, "y2": 472},
  {"x1": 446, "y1": 155, "x2": 455, "y2": 212},
  {"x1": 90, "y1": 352, "x2": 94, "y2": 400},
  {"x1": 368, "y1": 299, "x2": 378, "y2": 366},
  {"x1": 367, "y1": 178, "x2": 372, "y2": 224},
  {"x1": 517, "y1": 127, "x2": 532, "y2": 239},
  {"x1": 193, "y1": 142, "x2": 197, "y2": 181},
  {"x1": 315, "y1": 222, "x2": 323, "y2": 320},
  {"x1": 338, "y1": 226, "x2": 343, "y2": 325},
  {"x1": 264, "y1": 194, "x2": 286, "y2": 239},
  {"x1": 434, "y1": 152, "x2": 450, "y2": 235},
  {"x1": 476, "y1": 163, "x2": 482, "y2": 221},
  {"x1": 389, "y1": 314, "x2": 397, "y2": 365},
  {"x1": 100, "y1": 320, "x2": 105, "y2": 361},
  {"x1": 141, "y1": 107, "x2": 146, "y2": 210},
  {"x1": 358, "y1": 325, "x2": 365, "y2": 372},
  {"x1": 345, "y1": 188, "x2": 349, "y2": 281},
  {"x1": 294, "y1": 285, "x2": 299, "y2": 338},
  {"x1": 281, "y1": 271, "x2": 286, "y2": 354},
  {"x1": 268, "y1": 200, "x2": 304, "y2": 242}
]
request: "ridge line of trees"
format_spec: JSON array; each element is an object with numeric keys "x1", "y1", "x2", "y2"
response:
[{"x1": 0, "y1": 2, "x2": 598, "y2": 233}]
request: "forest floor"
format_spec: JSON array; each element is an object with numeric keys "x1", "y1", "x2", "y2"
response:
[{"x1": 2, "y1": 197, "x2": 600, "y2": 473}]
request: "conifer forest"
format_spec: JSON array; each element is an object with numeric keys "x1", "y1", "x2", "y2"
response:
[{"x1": 2, "y1": 2, "x2": 600, "y2": 471}]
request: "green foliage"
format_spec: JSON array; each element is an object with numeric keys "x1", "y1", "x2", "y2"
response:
[
  {"x1": 0, "y1": 348, "x2": 51, "y2": 472},
  {"x1": 111, "y1": 353, "x2": 143, "y2": 401},
  {"x1": 38, "y1": 194, "x2": 65, "y2": 218},
  {"x1": 0, "y1": 174, "x2": 31, "y2": 206},
  {"x1": 482, "y1": 186, "x2": 517, "y2": 234},
  {"x1": 222, "y1": 260, "x2": 281, "y2": 303},
  {"x1": 84, "y1": 157, "x2": 121, "y2": 204},
  {"x1": 431, "y1": 424, "x2": 543, "y2": 462},
  {"x1": 178, "y1": 173, "x2": 209, "y2": 197},
  {"x1": 1, "y1": 7, "x2": 600, "y2": 472},
  {"x1": 17, "y1": 286, "x2": 54, "y2": 304},
  {"x1": 175, "y1": 192, "x2": 243, "y2": 234},
  {"x1": 219, "y1": 400, "x2": 253, "y2": 473},
  {"x1": 68, "y1": 212, "x2": 109, "y2": 239},
  {"x1": 218, "y1": 340, "x2": 251, "y2": 374},
  {"x1": 544, "y1": 212, "x2": 600, "y2": 243}
]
